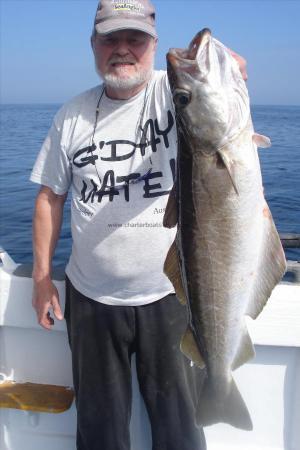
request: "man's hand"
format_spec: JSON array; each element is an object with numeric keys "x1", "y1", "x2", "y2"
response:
[
  {"x1": 32, "y1": 186, "x2": 67, "y2": 330},
  {"x1": 32, "y1": 276, "x2": 64, "y2": 330},
  {"x1": 229, "y1": 49, "x2": 248, "y2": 81}
]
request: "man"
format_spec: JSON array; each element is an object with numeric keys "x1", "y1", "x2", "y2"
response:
[{"x1": 31, "y1": 1, "x2": 246, "y2": 449}]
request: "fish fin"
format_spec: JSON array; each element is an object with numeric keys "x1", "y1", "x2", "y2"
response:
[
  {"x1": 164, "y1": 239, "x2": 187, "y2": 305},
  {"x1": 246, "y1": 203, "x2": 286, "y2": 319},
  {"x1": 217, "y1": 148, "x2": 239, "y2": 195},
  {"x1": 180, "y1": 326, "x2": 206, "y2": 369},
  {"x1": 196, "y1": 376, "x2": 253, "y2": 430},
  {"x1": 231, "y1": 326, "x2": 255, "y2": 371},
  {"x1": 253, "y1": 133, "x2": 271, "y2": 148},
  {"x1": 163, "y1": 184, "x2": 177, "y2": 228}
]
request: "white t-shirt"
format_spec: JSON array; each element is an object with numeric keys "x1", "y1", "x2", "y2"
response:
[{"x1": 31, "y1": 71, "x2": 178, "y2": 306}]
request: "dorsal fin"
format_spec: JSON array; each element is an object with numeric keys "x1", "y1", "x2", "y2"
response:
[{"x1": 163, "y1": 184, "x2": 177, "y2": 228}]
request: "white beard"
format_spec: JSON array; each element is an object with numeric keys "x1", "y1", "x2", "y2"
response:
[{"x1": 96, "y1": 63, "x2": 154, "y2": 91}]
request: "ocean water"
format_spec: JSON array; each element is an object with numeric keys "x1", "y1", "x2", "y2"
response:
[{"x1": 0, "y1": 103, "x2": 299, "y2": 267}]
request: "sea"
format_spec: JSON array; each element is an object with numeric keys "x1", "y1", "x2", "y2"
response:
[{"x1": 0, "y1": 104, "x2": 299, "y2": 268}]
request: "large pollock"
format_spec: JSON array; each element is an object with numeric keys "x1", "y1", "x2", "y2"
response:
[{"x1": 163, "y1": 28, "x2": 286, "y2": 430}]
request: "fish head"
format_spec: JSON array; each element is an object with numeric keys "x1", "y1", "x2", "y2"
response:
[{"x1": 167, "y1": 28, "x2": 250, "y2": 154}]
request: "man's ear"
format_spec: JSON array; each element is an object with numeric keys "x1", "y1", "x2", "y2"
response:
[{"x1": 90, "y1": 30, "x2": 97, "y2": 51}]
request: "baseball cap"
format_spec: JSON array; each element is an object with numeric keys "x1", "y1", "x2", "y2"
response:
[{"x1": 94, "y1": 0, "x2": 157, "y2": 38}]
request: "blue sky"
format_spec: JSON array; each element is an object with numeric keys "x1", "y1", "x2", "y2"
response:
[{"x1": 1, "y1": 0, "x2": 299, "y2": 105}]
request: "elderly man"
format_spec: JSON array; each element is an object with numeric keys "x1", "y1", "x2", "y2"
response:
[{"x1": 31, "y1": 1, "x2": 246, "y2": 449}]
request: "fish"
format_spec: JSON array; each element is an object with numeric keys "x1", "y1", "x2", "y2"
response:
[{"x1": 163, "y1": 28, "x2": 287, "y2": 430}]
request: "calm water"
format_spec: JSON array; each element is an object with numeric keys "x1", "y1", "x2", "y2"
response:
[{"x1": 0, "y1": 103, "x2": 299, "y2": 266}]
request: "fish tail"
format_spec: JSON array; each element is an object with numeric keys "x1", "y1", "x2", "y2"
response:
[{"x1": 196, "y1": 376, "x2": 253, "y2": 431}]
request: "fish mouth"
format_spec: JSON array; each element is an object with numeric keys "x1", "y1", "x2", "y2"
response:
[
  {"x1": 188, "y1": 27, "x2": 211, "y2": 60},
  {"x1": 167, "y1": 27, "x2": 212, "y2": 65},
  {"x1": 166, "y1": 28, "x2": 212, "y2": 106}
]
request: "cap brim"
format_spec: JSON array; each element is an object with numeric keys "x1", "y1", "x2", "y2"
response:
[{"x1": 95, "y1": 19, "x2": 157, "y2": 38}]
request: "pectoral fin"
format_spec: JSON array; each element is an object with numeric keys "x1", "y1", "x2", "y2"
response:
[
  {"x1": 217, "y1": 148, "x2": 239, "y2": 195},
  {"x1": 163, "y1": 238, "x2": 187, "y2": 305}
]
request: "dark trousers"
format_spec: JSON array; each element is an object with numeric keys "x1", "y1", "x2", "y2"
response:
[{"x1": 65, "y1": 277, "x2": 206, "y2": 450}]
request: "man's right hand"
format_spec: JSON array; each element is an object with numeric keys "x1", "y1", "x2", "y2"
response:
[
  {"x1": 32, "y1": 276, "x2": 64, "y2": 330},
  {"x1": 32, "y1": 186, "x2": 67, "y2": 330}
]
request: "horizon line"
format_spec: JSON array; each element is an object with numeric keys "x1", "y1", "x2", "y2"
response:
[
  {"x1": 0, "y1": 101, "x2": 300, "y2": 108},
  {"x1": 1, "y1": 102, "x2": 300, "y2": 107}
]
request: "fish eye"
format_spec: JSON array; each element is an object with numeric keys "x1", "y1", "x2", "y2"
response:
[{"x1": 173, "y1": 89, "x2": 191, "y2": 108}]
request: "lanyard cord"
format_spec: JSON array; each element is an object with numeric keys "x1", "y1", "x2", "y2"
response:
[
  {"x1": 92, "y1": 85, "x2": 105, "y2": 143},
  {"x1": 89, "y1": 85, "x2": 106, "y2": 184},
  {"x1": 89, "y1": 82, "x2": 151, "y2": 188}
]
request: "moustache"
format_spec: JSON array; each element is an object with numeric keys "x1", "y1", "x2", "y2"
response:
[{"x1": 109, "y1": 57, "x2": 136, "y2": 66}]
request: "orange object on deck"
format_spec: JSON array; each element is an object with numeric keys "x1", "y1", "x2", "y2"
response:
[{"x1": 0, "y1": 381, "x2": 74, "y2": 413}]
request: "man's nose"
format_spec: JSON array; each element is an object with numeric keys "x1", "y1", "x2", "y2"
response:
[{"x1": 114, "y1": 39, "x2": 131, "y2": 55}]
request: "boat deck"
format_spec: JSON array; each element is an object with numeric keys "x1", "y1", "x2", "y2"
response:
[{"x1": 1, "y1": 249, "x2": 300, "y2": 450}]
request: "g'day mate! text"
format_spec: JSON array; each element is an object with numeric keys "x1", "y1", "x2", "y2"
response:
[{"x1": 73, "y1": 111, "x2": 176, "y2": 203}]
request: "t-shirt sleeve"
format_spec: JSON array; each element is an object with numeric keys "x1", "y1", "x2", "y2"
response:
[{"x1": 30, "y1": 109, "x2": 72, "y2": 195}]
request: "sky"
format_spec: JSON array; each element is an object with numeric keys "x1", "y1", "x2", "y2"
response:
[{"x1": 1, "y1": 0, "x2": 300, "y2": 105}]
